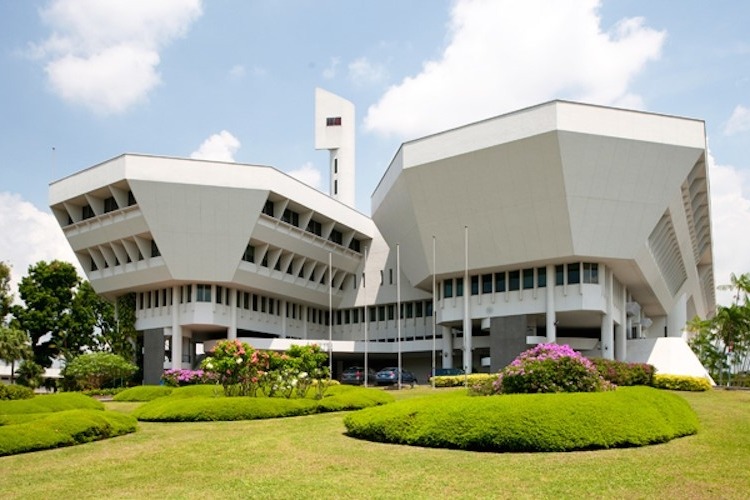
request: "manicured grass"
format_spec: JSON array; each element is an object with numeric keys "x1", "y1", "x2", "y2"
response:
[
  {"x1": 0, "y1": 388, "x2": 748, "y2": 498},
  {"x1": 344, "y1": 387, "x2": 698, "y2": 452}
]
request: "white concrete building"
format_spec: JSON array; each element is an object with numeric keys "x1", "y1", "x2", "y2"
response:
[{"x1": 49, "y1": 92, "x2": 714, "y2": 384}]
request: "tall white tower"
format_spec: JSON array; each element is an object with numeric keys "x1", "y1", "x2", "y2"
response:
[{"x1": 314, "y1": 88, "x2": 355, "y2": 208}]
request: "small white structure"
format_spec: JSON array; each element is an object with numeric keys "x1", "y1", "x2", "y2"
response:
[{"x1": 49, "y1": 93, "x2": 715, "y2": 383}]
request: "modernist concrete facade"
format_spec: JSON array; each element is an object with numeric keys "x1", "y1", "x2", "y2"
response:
[{"x1": 49, "y1": 93, "x2": 715, "y2": 384}]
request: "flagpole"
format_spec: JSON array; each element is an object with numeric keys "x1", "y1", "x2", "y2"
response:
[
  {"x1": 432, "y1": 235, "x2": 436, "y2": 389},
  {"x1": 397, "y1": 243, "x2": 402, "y2": 389},
  {"x1": 464, "y1": 225, "x2": 470, "y2": 386},
  {"x1": 328, "y1": 251, "x2": 333, "y2": 378},
  {"x1": 363, "y1": 245, "x2": 369, "y2": 387}
]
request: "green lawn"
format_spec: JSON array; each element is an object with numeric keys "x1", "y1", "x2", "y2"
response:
[{"x1": 1, "y1": 387, "x2": 748, "y2": 499}]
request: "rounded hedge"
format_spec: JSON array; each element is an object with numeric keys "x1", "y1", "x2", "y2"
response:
[
  {"x1": 0, "y1": 384, "x2": 35, "y2": 400},
  {"x1": 343, "y1": 386, "x2": 698, "y2": 452},
  {"x1": 0, "y1": 392, "x2": 104, "y2": 415},
  {"x1": 113, "y1": 385, "x2": 174, "y2": 402},
  {"x1": 133, "y1": 384, "x2": 394, "y2": 422}
]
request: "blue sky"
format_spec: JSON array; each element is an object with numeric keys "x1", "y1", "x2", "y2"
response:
[{"x1": 1, "y1": 0, "x2": 749, "y2": 305}]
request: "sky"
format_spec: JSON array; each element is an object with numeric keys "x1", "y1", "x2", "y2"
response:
[{"x1": 1, "y1": 0, "x2": 749, "y2": 307}]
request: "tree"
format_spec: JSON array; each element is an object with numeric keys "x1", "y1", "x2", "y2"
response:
[
  {"x1": 75, "y1": 283, "x2": 135, "y2": 361},
  {"x1": 0, "y1": 261, "x2": 12, "y2": 322},
  {"x1": 63, "y1": 352, "x2": 137, "y2": 390},
  {"x1": 12, "y1": 260, "x2": 83, "y2": 367},
  {"x1": 0, "y1": 325, "x2": 32, "y2": 384},
  {"x1": 16, "y1": 359, "x2": 44, "y2": 389}
]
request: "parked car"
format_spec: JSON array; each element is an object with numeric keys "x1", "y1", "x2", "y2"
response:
[
  {"x1": 375, "y1": 367, "x2": 418, "y2": 387},
  {"x1": 429, "y1": 368, "x2": 465, "y2": 379},
  {"x1": 340, "y1": 366, "x2": 377, "y2": 385}
]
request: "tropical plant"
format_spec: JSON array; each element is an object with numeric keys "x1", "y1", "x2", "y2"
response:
[
  {"x1": 0, "y1": 326, "x2": 32, "y2": 384},
  {"x1": 15, "y1": 360, "x2": 44, "y2": 389},
  {"x1": 62, "y1": 352, "x2": 137, "y2": 390}
]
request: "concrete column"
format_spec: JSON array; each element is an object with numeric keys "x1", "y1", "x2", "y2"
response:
[
  {"x1": 441, "y1": 325, "x2": 453, "y2": 368},
  {"x1": 171, "y1": 286, "x2": 182, "y2": 369},
  {"x1": 545, "y1": 263, "x2": 556, "y2": 343},
  {"x1": 302, "y1": 305, "x2": 308, "y2": 340},
  {"x1": 228, "y1": 288, "x2": 237, "y2": 340},
  {"x1": 601, "y1": 267, "x2": 614, "y2": 360},
  {"x1": 668, "y1": 293, "x2": 687, "y2": 338},
  {"x1": 615, "y1": 287, "x2": 627, "y2": 361},
  {"x1": 280, "y1": 299, "x2": 287, "y2": 338}
]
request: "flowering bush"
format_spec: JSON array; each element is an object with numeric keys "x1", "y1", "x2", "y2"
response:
[
  {"x1": 590, "y1": 358, "x2": 655, "y2": 386},
  {"x1": 201, "y1": 340, "x2": 330, "y2": 398},
  {"x1": 493, "y1": 343, "x2": 614, "y2": 394},
  {"x1": 161, "y1": 369, "x2": 215, "y2": 387}
]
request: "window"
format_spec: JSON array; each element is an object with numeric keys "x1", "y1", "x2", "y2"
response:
[
  {"x1": 261, "y1": 297, "x2": 267, "y2": 313},
  {"x1": 286, "y1": 262, "x2": 294, "y2": 275},
  {"x1": 261, "y1": 253, "x2": 268, "y2": 267},
  {"x1": 334, "y1": 158, "x2": 338, "y2": 173},
  {"x1": 104, "y1": 197, "x2": 118, "y2": 213},
  {"x1": 406, "y1": 302, "x2": 413, "y2": 319},
  {"x1": 82, "y1": 204, "x2": 95, "y2": 220},
  {"x1": 344, "y1": 310, "x2": 350, "y2": 324},
  {"x1": 508, "y1": 271, "x2": 520, "y2": 291},
  {"x1": 583, "y1": 263, "x2": 599, "y2": 284},
  {"x1": 127, "y1": 191, "x2": 136, "y2": 206},
  {"x1": 415, "y1": 301, "x2": 423, "y2": 317},
  {"x1": 281, "y1": 209, "x2": 299, "y2": 227},
  {"x1": 216, "y1": 286, "x2": 223, "y2": 304},
  {"x1": 387, "y1": 305, "x2": 394, "y2": 321},
  {"x1": 456, "y1": 278, "x2": 464, "y2": 297},
  {"x1": 243, "y1": 292, "x2": 250, "y2": 309},
  {"x1": 567, "y1": 263, "x2": 580, "y2": 284},
  {"x1": 306, "y1": 219, "x2": 322, "y2": 236},
  {"x1": 352, "y1": 308, "x2": 359, "y2": 323},
  {"x1": 522, "y1": 269, "x2": 534, "y2": 290},
  {"x1": 90, "y1": 259, "x2": 98, "y2": 271},
  {"x1": 380, "y1": 270, "x2": 384, "y2": 286},
  {"x1": 242, "y1": 245, "x2": 255, "y2": 263},
  {"x1": 269, "y1": 299, "x2": 275, "y2": 315},
  {"x1": 495, "y1": 272, "x2": 506, "y2": 293},
  {"x1": 378, "y1": 306, "x2": 385, "y2": 322},
  {"x1": 334, "y1": 180, "x2": 338, "y2": 195},
  {"x1": 444, "y1": 280, "x2": 453, "y2": 298},
  {"x1": 482, "y1": 274, "x2": 493, "y2": 294},
  {"x1": 329, "y1": 229, "x2": 342, "y2": 245},
  {"x1": 555, "y1": 265, "x2": 564, "y2": 286},
  {"x1": 196, "y1": 284, "x2": 211, "y2": 302},
  {"x1": 154, "y1": 290, "x2": 159, "y2": 308},
  {"x1": 252, "y1": 294, "x2": 258, "y2": 311},
  {"x1": 537, "y1": 267, "x2": 547, "y2": 288},
  {"x1": 185, "y1": 285, "x2": 192, "y2": 303},
  {"x1": 348, "y1": 239, "x2": 361, "y2": 253},
  {"x1": 274, "y1": 259, "x2": 281, "y2": 271},
  {"x1": 326, "y1": 116, "x2": 342, "y2": 126},
  {"x1": 471, "y1": 275, "x2": 479, "y2": 295},
  {"x1": 389, "y1": 269, "x2": 393, "y2": 285},
  {"x1": 426, "y1": 301, "x2": 433, "y2": 317},
  {"x1": 369, "y1": 307, "x2": 376, "y2": 322},
  {"x1": 262, "y1": 200, "x2": 274, "y2": 217},
  {"x1": 151, "y1": 240, "x2": 161, "y2": 258}
]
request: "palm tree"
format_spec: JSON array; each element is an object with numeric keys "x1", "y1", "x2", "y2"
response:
[
  {"x1": 718, "y1": 272, "x2": 750, "y2": 306},
  {"x1": 0, "y1": 326, "x2": 32, "y2": 384}
]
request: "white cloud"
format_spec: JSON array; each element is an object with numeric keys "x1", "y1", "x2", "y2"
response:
[
  {"x1": 322, "y1": 57, "x2": 340, "y2": 79},
  {"x1": 707, "y1": 154, "x2": 750, "y2": 306},
  {"x1": 31, "y1": 0, "x2": 203, "y2": 114},
  {"x1": 348, "y1": 57, "x2": 388, "y2": 86},
  {"x1": 190, "y1": 130, "x2": 241, "y2": 162},
  {"x1": 724, "y1": 105, "x2": 750, "y2": 135},
  {"x1": 0, "y1": 193, "x2": 80, "y2": 300},
  {"x1": 228, "y1": 64, "x2": 246, "y2": 80},
  {"x1": 287, "y1": 162, "x2": 323, "y2": 190},
  {"x1": 364, "y1": 0, "x2": 665, "y2": 138}
]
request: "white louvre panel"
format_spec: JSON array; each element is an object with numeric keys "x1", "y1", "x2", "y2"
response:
[{"x1": 648, "y1": 211, "x2": 687, "y2": 296}]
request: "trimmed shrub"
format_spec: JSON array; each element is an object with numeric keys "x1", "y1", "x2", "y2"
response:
[
  {"x1": 496, "y1": 344, "x2": 612, "y2": 394},
  {"x1": 431, "y1": 373, "x2": 496, "y2": 388},
  {"x1": 0, "y1": 393, "x2": 103, "y2": 415},
  {"x1": 0, "y1": 409, "x2": 137, "y2": 456},
  {"x1": 113, "y1": 385, "x2": 174, "y2": 402},
  {"x1": 63, "y1": 352, "x2": 137, "y2": 390},
  {"x1": 133, "y1": 385, "x2": 393, "y2": 422},
  {"x1": 590, "y1": 358, "x2": 655, "y2": 386},
  {"x1": 652, "y1": 374, "x2": 712, "y2": 391},
  {"x1": 344, "y1": 386, "x2": 698, "y2": 453},
  {"x1": 0, "y1": 384, "x2": 34, "y2": 400}
]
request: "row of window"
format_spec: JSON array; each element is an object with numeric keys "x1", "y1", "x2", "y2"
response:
[
  {"x1": 262, "y1": 200, "x2": 362, "y2": 252},
  {"x1": 241, "y1": 243, "x2": 351, "y2": 290},
  {"x1": 90, "y1": 240, "x2": 160, "y2": 271},
  {"x1": 441, "y1": 263, "x2": 599, "y2": 299},
  {"x1": 136, "y1": 285, "x2": 433, "y2": 327},
  {"x1": 75, "y1": 191, "x2": 137, "y2": 223}
]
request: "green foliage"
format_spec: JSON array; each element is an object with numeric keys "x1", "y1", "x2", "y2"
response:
[
  {"x1": 431, "y1": 373, "x2": 495, "y2": 388},
  {"x1": 132, "y1": 384, "x2": 392, "y2": 422},
  {"x1": 0, "y1": 409, "x2": 136, "y2": 456},
  {"x1": 0, "y1": 261, "x2": 12, "y2": 321},
  {"x1": 63, "y1": 352, "x2": 137, "y2": 390},
  {"x1": 0, "y1": 384, "x2": 34, "y2": 400},
  {"x1": 590, "y1": 358, "x2": 655, "y2": 386},
  {"x1": 652, "y1": 374, "x2": 712, "y2": 391},
  {"x1": 15, "y1": 360, "x2": 44, "y2": 389},
  {"x1": 0, "y1": 392, "x2": 103, "y2": 414},
  {"x1": 344, "y1": 386, "x2": 698, "y2": 452},
  {"x1": 113, "y1": 385, "x2": 173, "y2": 402},
  {"x1": 0, "y1": 325, "x2": 32, "y2": 384}
]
